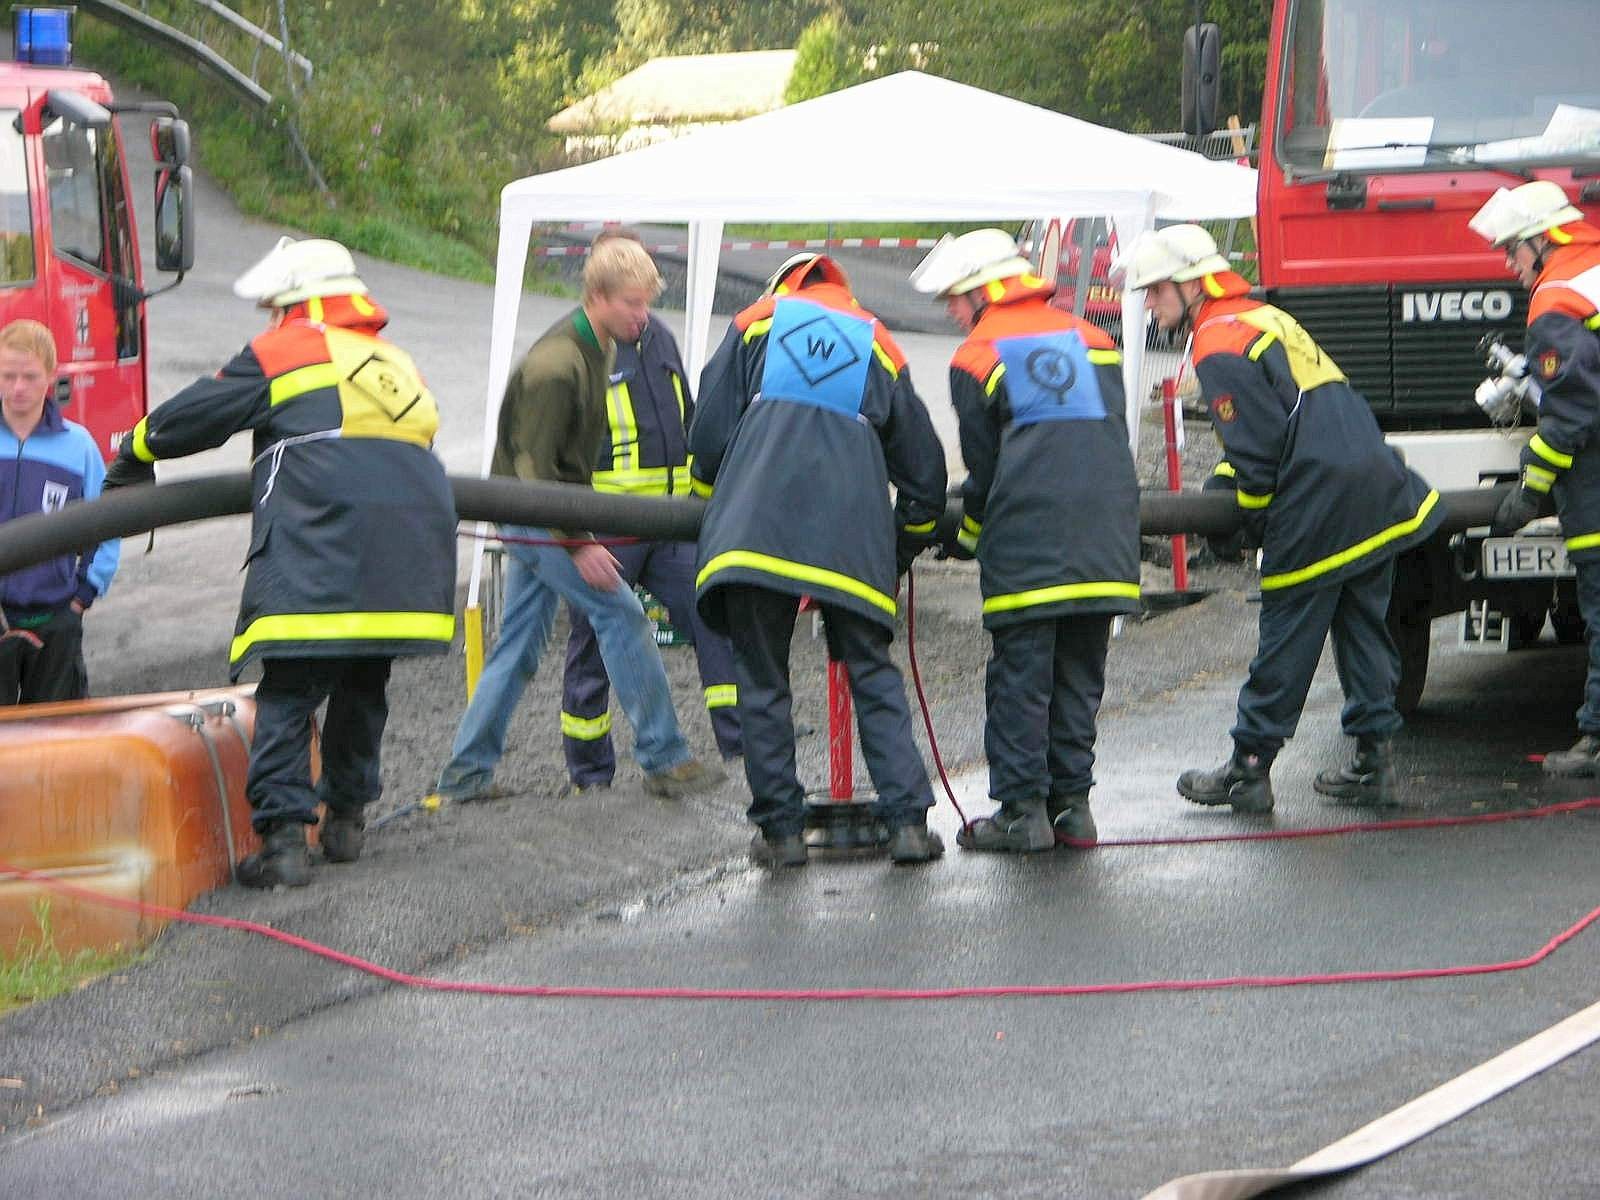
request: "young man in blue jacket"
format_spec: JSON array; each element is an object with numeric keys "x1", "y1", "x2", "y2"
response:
[{"x1": 0, "y1": 319, "x2": 118, "y2": 703}]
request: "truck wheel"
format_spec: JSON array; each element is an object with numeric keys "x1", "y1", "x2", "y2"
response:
[
  {"x1": 1390, "y1": 614, "x2": 1429, "y2": 717},
  {"x1": 1551, "y1": 603, "x2": 1587, "y2": 645}
]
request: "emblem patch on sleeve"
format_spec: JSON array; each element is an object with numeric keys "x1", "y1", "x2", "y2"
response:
[
  {"x1": 1212, "y1": 393, "x2": 1237, "y2": 423},
  {"x1": 1540, "y1": 350, "x2": 1563, "y2": 380}
]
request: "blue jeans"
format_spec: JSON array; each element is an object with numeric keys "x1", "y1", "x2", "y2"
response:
[{"x1": 436, "y1": 528, "x2": 691, "y2": 797}]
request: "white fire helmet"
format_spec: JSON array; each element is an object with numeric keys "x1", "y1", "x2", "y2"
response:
[
  {"x1": 1113, "y1": 224, "x2": 1231, "y2": 290},
  {"x1": 1468, "y1": 180, "x2": 1584, "y2": 249},
  {"x1": 232, "y1": 236, "x2": 369, "y2": 308},
  {"x1": 763, "y1": 251, "x2": 851, "y2": 297},
  {"x1": 909, "y1": 228, "x2": 1032, "y2": 298}
]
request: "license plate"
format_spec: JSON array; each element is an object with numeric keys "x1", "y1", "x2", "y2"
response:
[{"x1": 1481, "y1": 536, "x2": 1573, "y2": 579}]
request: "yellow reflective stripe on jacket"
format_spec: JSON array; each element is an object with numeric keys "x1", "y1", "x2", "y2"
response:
[
  {"x1": 985, "y1": 363, "x2": 1007, "y2": 397},
  {"x1": 591, "y1": 466, "x2": 672, "y2": 495},
  {"x1": 1530, "y1": 434, "x2": 1574, "y2": 470},
  {"x1": 561, "y1": 710, "x2": 612, "y2": 740},
  {"x1": 130, "y1": 416, "x2": 155, "y2": 463},
  {"x1": 1087, "y1": 349, "x2": 1121, "y2": 365},
  {"x1": 230, "y1": 610, "x2": 455, "y2": 662},
  {"x1": 871, "y1": 341, "x2": 900, "y2": 378},
  {"x1": 1259, "y1": 490, "x2": 1440, "y2": 592},
  {"x1": 269, "y1": 361, "x2": 342, "y2": 407},
  {"x1": 982, "y1": 580, "x2": 1141, "y2": 615},
  {"x1": 605, "y1": 380, "x2": 640, "y2": 472},
  {"x1": 671, "y1": 372, "x2": 686, "y2": 423},
  {"x1": 697, "y1": 551, "x2": 897, "y2": 616},
  {"x1": 1247, "y1": 331, "x2": 1278, "y2": 361},
  {"x1": 1524, "y1": 465, "x2": 1558, "y2": 494},
  {"x1": 704, "y1": 684, "x2": 738, "y2": 709},
  {"x1": 903, "y1": 519, "x2": 936, "y2": 535},
  {"x1": 690, "y1": 476, "x2": 714, "y2": 499},
  {"x1": 1236, "y1": 489, "x2": 1273, "y2": 510},
  {"x1": 1587, "y1": 314, "x2": 1600, "y2": 331},
  {"x1": 1234, "y1": 306, "x2": 1347, "y2": 390},
  {"x1": 1567, "y1": 532, "x2": 1600, "y2": 552},
  {"x1": 743, "y1": 318, "x2": 773, "y2": 343}
]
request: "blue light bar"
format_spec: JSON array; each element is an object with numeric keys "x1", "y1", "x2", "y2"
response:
[{"x1": 15, "y1": 7, "x2": 74, "y2": 68}]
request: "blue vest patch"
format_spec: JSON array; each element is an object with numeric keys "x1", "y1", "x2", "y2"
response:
[
  {"x1": 759, "y1": 298, "x2": 873, "y2": 419},
  {"x1": 995, "y1": 330, "x2": 1106, "y2": 425}
]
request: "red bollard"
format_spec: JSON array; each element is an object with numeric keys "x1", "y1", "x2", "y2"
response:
[
  {"x1": 827, "y1": 657, "x2": 853, "y2": 800},
  {"x1": 1162, "y1": 377, "x2": 1189, "y2": 593},
  {"x1": 799, "y1": 602, "x2": 887, "y2": 850}
]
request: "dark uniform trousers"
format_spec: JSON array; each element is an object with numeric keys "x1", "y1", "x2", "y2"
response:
[
  {"x1": 719, "y1": 584, "x2": 934, "y2": 838},
  {"x1": 1574, "y1": 559, "x2": 1600, "y2": 735},
  {"x1": 985, "y1": 614, "x2": 1112, "y2": 806},
  {"x1": 562, "y1": 539, "x2": 741, "y2": 784},
  {"x1": 1232, "y1": 556, "x2": 1402, "y2": 760},
  {"x1": 247, "y1": 656, "x2": 392, "y2": 832},
  {"x1": 0, "y1": 606, "x2": 86, "y2": 704}
]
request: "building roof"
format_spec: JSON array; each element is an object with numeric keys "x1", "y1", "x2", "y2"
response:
[{"x1": 547, "y1": 49, "x2": 796, "y2": 134}]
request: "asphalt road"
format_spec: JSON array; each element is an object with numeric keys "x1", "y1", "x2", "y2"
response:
[{"x1": 2, "y1": 83, "x2": 1598, "y2": 1200}]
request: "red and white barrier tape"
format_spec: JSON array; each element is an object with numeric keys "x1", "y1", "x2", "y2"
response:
[{"x1": 529, "y1": 236, "x2": 942, "y2": 258}]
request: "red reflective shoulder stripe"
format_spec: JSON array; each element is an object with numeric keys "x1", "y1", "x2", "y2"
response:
[
  {"x1": 733, "y1": 296, "x2": 777, "y2": 332},
  {"x1": 251, "y1": 323, "x2": 332, "y2": 376}
]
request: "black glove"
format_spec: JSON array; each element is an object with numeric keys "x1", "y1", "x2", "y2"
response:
[
  {"x1": 1490, "y1": 487, "x2": 1541, "y2": 536},
  {"x1": 896, "y1": 537, "x2": 926, "y2": 577},
  {"x1": 1239, "y1": 509, "x2": 1267, "y2": 551},
  {"x1": 1200, "y1": 470, "x2": 1245, "y2": 560},
  {"x1": 102, "y1": 451, "x2": 156, "y2": 491}
]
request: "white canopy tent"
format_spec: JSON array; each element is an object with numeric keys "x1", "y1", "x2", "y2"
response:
[{"x1": 474, "y1": 70, "x2": 1257, "y2": 602}]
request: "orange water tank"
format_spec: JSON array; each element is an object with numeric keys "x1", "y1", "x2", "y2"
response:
[{"x1": 0, "y1": 687, "x2": 273, "y2": 957}]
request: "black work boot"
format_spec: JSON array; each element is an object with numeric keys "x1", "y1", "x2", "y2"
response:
[
  {"x1": 1541, "y1": 734, "x2": 1600, "y2": 778},
  {"x1": 1313, "y1": 737, "x2": 1399, "y2": 807},
  {"x1": 749, "y1": 829, "x2": 808, "y2": 868},
  {"x1": 1176, "y1": 748, "x2": 1274, "y2": 814},
  {"x1": 1048, "y1": 791, "x2": 1097, "y2": 847},
  {"x1": 887, "y1": 821, "x2": 945, "y2": 864},
  {"x1": 237, "y1": 823, "x2": 312, "y2": 889},
  {"x1": 955, "y1": 797, "x2": 1054, "y2": 853},
  {"x1": 320, "y1": 809, "x2": 366, "y2": 864}
]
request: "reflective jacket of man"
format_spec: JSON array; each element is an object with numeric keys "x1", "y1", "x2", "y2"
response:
[
  {"x1": 591, "y1": 313, "x2": 695, "y2": 497},
  {"x1": 124, "y1": 293, "x2": 457, "y2": 676},
  {"x1": 1192, "y1": 271, "x2": 1443, "y2": 594},
  {"x1": 688, "y1": 266, "x2": 947, "y2": 634},
  {"x1": 1516, "y1": 221, "x2": 1600, "y2": 561},
  {"x1": 948, "y1": 273, "x2": 1140, "y2": 630}
]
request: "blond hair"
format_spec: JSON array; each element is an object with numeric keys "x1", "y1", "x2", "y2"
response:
[
  {"x1": 0, "y1": 319, "x2": 57, "y2": 374},
  {"x1": 583, "y1": 235, "x2": 661, "y2": 302}
]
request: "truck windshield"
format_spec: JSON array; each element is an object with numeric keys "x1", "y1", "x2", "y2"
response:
[
  {"x1": 1278, "y1": 0, "x2": 1600, "y2": 173},
  {"x1": 0, "y1": 112, "x2": 34, "y2": 286}
]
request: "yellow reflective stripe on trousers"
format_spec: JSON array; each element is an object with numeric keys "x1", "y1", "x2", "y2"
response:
[
  {"x1": 1260, "y1": 490, "x2": 1440, "y2": 592},
  {"x1": 903, "y1": 519, "x2": 936, "y2": 535},
  {"x1": 230, "y1": 611, "x2": 455, "y2": 662},
  {"x1": 131, "y1": 416, "x2": 156, "y2": 463},
  {"x1": 1566, "y1": 531, "x2": 1600, "y2": 551},
  {"x1": 1530, "y1": 434, "x2": 1574, "y2": 470},
  {"x1": 697, "y1": 551, "x2": 897, "y2": 616},
  {"x1": 704, "y1": 684, "x2": 738, "y2": 709},
  {"x1": 982, "y1": 580, "x2": 1141, "y2": 615},
  {"x1": 1524, "y1": 465, "x2": 1557, "y2": 494},
  {"x1": 561, "y1": 710, "x2": 612, "y2": 740},
  {"x1": 269, "y1": 361, "x2": 343, "y2": 406}
]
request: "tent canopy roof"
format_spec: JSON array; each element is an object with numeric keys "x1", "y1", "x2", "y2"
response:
[{"x1": 508, "y1": 71, "x2": 1256, "y2": 223}]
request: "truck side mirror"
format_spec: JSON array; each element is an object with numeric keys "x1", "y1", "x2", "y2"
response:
[
  {"x1": 153, "y1": 164, "x2": 194, "y2": 274},
  {"x1": 1181, "y1": 23, "x2": 1221, "y2": 136},
  {"x1": 42, "y1": 88, "x2": 110, "y2": 130},
  {"x1": 150, "y1": 116, "x2": 191, "y2": 168}
]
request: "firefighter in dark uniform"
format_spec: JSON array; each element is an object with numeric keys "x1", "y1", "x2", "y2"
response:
[
  {"x1": 689, "y1": 254, "x2": 948, "y2": 867},
  {"x1": 1470, "y1": 181, "x2": 1600, "y2": 775},
  {"x1": 1122, "y1": 224, "x2": 1444, "y2": 812},
  {"x1": 560, "y1": 295, "x2": 742, "y2": 787},
  {"x1": 910, "y1": 229, "x2": 1140, "y2": 851},
  {"x1": 103, "y1": 237, "x2": 457, "y2": 888}
]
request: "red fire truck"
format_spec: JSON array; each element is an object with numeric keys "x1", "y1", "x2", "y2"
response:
[
  {"x1": 1190, "y1": 0, "x2": 1600, "y2": 709},
  {"x1": 0, "y1": 6, "x2": 194, "y2": 462}
]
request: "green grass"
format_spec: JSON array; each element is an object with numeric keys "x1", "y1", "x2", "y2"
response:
[{"x1": 0, "y1": 902, "x2": 138, "y2": 1016}]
